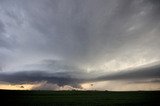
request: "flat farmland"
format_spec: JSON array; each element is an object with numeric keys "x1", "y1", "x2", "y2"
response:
[{"x1": 0, "y1": 90, "x2": 160, "y2": 106}]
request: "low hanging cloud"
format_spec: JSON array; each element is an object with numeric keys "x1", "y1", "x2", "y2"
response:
[
  {"x1": 32, "y1": 81, "x2": 82, "y2": 90},
  {"x1": 94, "y1": 62, "x2": 160, "y2": 82},
  {"x1": 0, "y1": 61, "x2": 159, "y2": 90}
]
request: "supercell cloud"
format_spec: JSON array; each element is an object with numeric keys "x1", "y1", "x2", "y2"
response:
[{"x1": 0, "y1": 0, "x2": 160, "y2": 90}]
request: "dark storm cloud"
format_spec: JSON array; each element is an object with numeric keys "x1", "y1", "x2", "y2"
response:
[
  {"x1": 0, "y1": 0, "x2": 160, "y2": 90},
  {"x1": 0, "y1": 63, "x2": 159, "y2": 87},
  {"x1": 0, "y1": 59, "x2": 91, "y2": 86},
  {"x1": 0, "y1": 0, "x2": 158, "y2": 64},
  {"x1": 94, "y1": 63, "x2": 160, "y2": 82},
  {"x1": 26, "y1": 0, "x2": 160, "y2": 62},
  {"x1": 0, "y1": 71, "x2": 86, "y2": 88}
]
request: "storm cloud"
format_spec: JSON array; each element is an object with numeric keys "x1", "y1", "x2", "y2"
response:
[
  {"x1": 0, "y1": 61, "x2": 159, "y2": 89},
  {"x1": 0, "y1": 0, "x2": 160, "y2": 90}
]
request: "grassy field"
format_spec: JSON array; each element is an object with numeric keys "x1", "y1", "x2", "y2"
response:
[{"x1": 0, "y1": 90, "x2": 160, "y2": 106}]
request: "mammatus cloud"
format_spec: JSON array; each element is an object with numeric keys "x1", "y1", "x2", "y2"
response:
[{"x1": 0, "y1": 0, "x2": 160, "y2": 90}]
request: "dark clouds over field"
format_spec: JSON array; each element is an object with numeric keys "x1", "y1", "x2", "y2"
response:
[{"x1": 0, "y1": 0, "x2": 160, "y2": 90}]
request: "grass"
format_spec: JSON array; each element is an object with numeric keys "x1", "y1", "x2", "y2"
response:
[{"x1": 0, "y1": 90, "x2": 160, "y2": 106}]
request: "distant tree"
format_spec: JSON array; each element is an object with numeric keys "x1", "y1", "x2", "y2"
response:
[
  {"x1": 20, "y1": 86, "x2": 24, "y2": 88},
  {"x1": 90, "y1": 84, "x2": 93, "y2": 86}
]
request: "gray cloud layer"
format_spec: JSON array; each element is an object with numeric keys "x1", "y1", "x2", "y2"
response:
[
  {"x1": 0, "y1": 0, "x2": 160, "y2": 90},
  {"x1": 94, "y1": 63, "x2": 160, "y2": 81},
  {"x1": 0, "y1": 0, "x2": 160, "y2": 65},
  {"x1": 0, "y1": 62, "x2": 159, "y2": 88}
]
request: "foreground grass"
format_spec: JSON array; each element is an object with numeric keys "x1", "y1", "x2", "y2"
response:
[{"x1": 0, "y1": 90, "x2": 160, "y2": 106}]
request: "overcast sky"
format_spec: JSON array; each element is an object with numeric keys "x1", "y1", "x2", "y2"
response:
[{"x1": 0, "y1": 0, "x2": 160, "y2": 90}]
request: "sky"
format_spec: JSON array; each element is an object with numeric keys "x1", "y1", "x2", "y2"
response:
[{"x1": 0, "y1": 0, "x2": 160, "y2": 91}]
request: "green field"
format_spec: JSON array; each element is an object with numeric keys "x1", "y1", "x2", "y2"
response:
[{"x1": 0, "y1": 90, "x2": 160, "y2": 106}]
